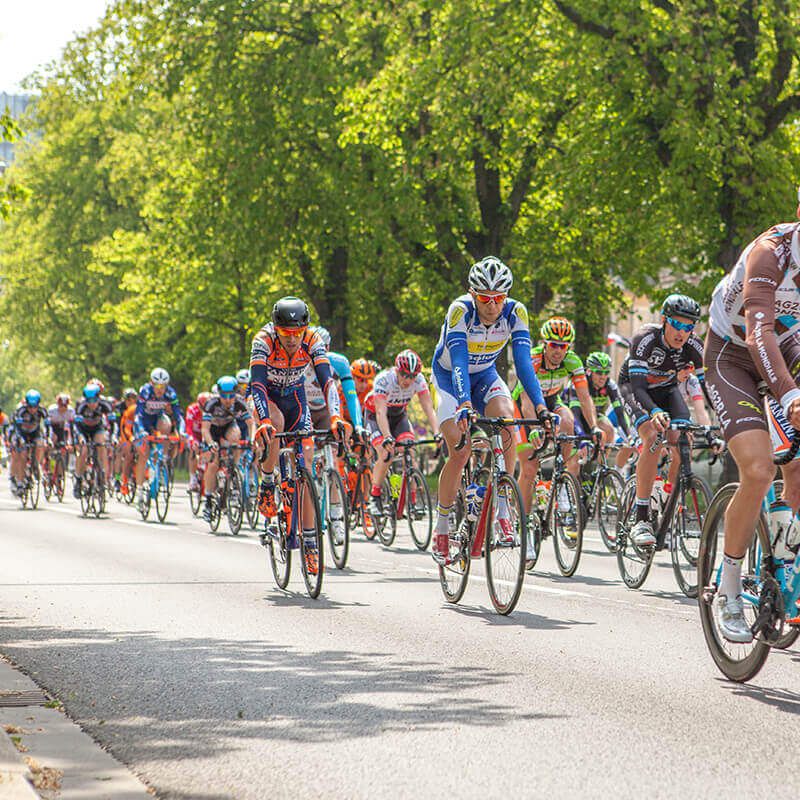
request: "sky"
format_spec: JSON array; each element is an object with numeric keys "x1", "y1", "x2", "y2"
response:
[{"x1": 1, "y1": 0, "x2": 112, "y2": 94}]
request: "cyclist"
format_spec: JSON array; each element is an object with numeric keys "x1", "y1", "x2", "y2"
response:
[
  {"x1": 116, "y1": 389, "x2": 138, "y2": 496},
  {"x1": 9, "y1": 390, "x2": 48, "y2": 497},
  {"x1": 365, "y1": 349, "x2": 439, "y2": 518},
  {"x1": 133, "y1": 368, "x2": 186, "y2": 507},
  {"x1": 704, "y1": 217, "x2": 800, "y2": 640},
  {"x1": 567, "y1": 351, "x2": 635, "y2": 470},
  {"x1": 47, "y1": 393, "x2": 74, "y2": 453},
  {"x1": 250, "y1": 296, "x2": 346, "y2": 575},
  {"x1": 618, "y1": 294, "x2": 705, "y2": 547},
  {"x1": 201, "y1": 375, "x2": 255, "y2": 522},
  {"x1": 515, "y1": 317, "x2": 601, "y2": 514},
  {"x1": 431, "y1": 256, "x2": 551, "y2": 561},
  {"x1": 185, "y1": 391, "x2": 211, "y2": 493},
  {"x1": 233, "y1": 368, "x2": 253, "y2": 441},
  {"x1": 350, "y1": 358, "x2": 380, "y2": 418},
  {"x1": 73, "y1": 382, "x2": 115, "y2": 498}
]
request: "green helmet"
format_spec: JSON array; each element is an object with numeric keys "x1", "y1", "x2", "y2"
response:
[{"x1": 586, "y1": 351, "x2": 611, "y2": 374}]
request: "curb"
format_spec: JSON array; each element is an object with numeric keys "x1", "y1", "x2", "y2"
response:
[{"x1": 0, "y1": 726, "x2": 39, "y2": 799}]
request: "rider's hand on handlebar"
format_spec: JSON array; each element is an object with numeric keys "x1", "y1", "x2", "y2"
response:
[
  {"x1": 255, "y1": 421, "x2": 275, "y2": 447},
  {"x1": 650, "y1": 410, "x2": 670, "y2": 433},
  {"x1": 455, "y1": 402, "x2": 473, "y2": 434},
  {"x1": 591, "y1": 426, "x2": 604, "y2": 449},
  {"x1": 381, "y1": 435, "x2": 395, "y2": 450}
]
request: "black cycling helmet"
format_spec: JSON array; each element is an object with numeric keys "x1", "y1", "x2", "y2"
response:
[
  {"x1": 272, "y1": 296, "x2": 310, "y2": 328},
  {"x1": 661, "y1": 293, "x2": 701, "y2": 322}
]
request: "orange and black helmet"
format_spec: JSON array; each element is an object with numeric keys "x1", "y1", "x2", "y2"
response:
[{"x1": 351, "y1": 358, "x2": 378, "y2": 381}]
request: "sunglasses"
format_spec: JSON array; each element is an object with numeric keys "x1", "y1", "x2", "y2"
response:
[
  {"x1": 219, "y1": 391, "x2": 236, "y2": 399},
  {"x1": 666, "y1": 317, "x2": 695, "y2": 333},
  {"x1": 276, "y1": 325, "x2": 307, "y2": 338},
  {"x1": 545, "y1": 341, "x2": 569, "y2": 350},
  {"x1": 474, "y1": 292, "x2": 507, "y2": 305}
]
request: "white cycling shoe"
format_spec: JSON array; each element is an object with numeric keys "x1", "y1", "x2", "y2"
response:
[
  {"x1": 331, "y1": 518, "x2": 345, "y2": 546},
  {"x1": 715, "y1": 594, "x2": 753, "y2": 643},
  {"x1": 630, "y1": 520, "x2": 656, "y2": 547}
]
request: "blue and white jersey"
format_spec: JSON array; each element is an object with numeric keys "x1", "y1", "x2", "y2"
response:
[
  {"x1": 134, "y1": 383, "x2": 185, "y2": 435},
  {"x1": 432, "y1": 294, "x2": 545, "y2": 409}
]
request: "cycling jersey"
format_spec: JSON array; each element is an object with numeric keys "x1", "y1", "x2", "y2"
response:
[
  {"x1": 432, "y1": 294, "x2": 545, "y2": 417},
  {"x1": 13, "y1": 404, "x2": 48, "y2": 435},
  {"x1": 564, "y1": 378, "x2": 630, "y2": 435},
  {"x1": 250, "y1": 324, "x2": 339, "y2": 429},
  {"x1": 304, "y1": 351, "x2": 362, "y2": 426},
  {"x1": 185, "y1": 402, "x2": 203, "y2": 442},
  {"x1": 47, "y1": 404, "x2": 74, "y2": 430},
  {"x1": 75, "y1": 398, "x2": 115, "y2": 433},
  {"x1": 120, "y1": 404, "x2": 136, "y2": 443},
  {"x1": 512, "y1": 346, "x2": 587, "y2": 402},
  {"x1": 202, "y1": 395, "x2": 251, "y2": 429},
  {"x1": 679, "y1": 373, "x2": 703, "y2": 405},
  {"x1": 364, "y1": 368, "x2": 429, "y2": 417},
  {"x1": 618, "y1": 323, "x2": 704, "y2": 414},
  {"x1": 135, "y1": 384, "x2": 185, "y2": 435}
]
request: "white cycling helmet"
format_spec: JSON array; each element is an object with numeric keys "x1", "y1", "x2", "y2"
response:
[
  {"x1": 314, "y1": 326, "x2": 331, "y2": 349},
  {"x1": 150, "y1": 367, "x2": 170, "y2": 385},
  {"x1": 236, "y1": 368, "x2": 251, "y2": 385},
  {"x1": 468, "y1": 256, "x2": 513, "y2": 293}
]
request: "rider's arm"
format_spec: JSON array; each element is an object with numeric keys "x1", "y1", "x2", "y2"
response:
[
  {"x1": 443, "y1": 300, "x2": 471, "y2": 406},
  {"x1": 626, "y1": 331, "x2": 661, "y2": 414},
  {"x1": 606, "y1": 381, "x2": 632, "y2": 436},
  {"x1": 373, "y1": 394, "x2": 392, "y2": 439},
  {"x1": 743, "y1": 238, "x2": 800, "y2": 416},
  {"x1": 508, "y1": 302, "x2": 546, "y2": 412},
  {"x1": 169, "y1": 392, "x2": 185, "y2": 436},
  {"x1": 249, "y1": 334, "x2": 272, "y2": 425},
  {"x1": 201, "y1": 419, "x2": 213, "y2": 446},
  {"x1": 416, "y1": 389, "x2": 439, "y2": 436},
  {"x1": 568, "y1": 357, "x2": 597, "y2": 428},
  {"x1": 330, "y1": 352, "x2": 363, "y2": 427}
]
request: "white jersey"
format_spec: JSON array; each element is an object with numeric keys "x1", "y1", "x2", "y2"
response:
[
  {"x1": 709, "y1": 222, "x2": 800, "y2": 346},
  {"x1": 47, "y1": 404, "x2": 75, "y2": 427},
  {"x1": 303, "y1": 364, "x2": 326, "y2": 410},
  {"x1": 364, "y1": 368, "x2": 428, "y2": 417}
]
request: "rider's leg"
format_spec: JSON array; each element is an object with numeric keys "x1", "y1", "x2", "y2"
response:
[
  {"x1": 94, "y1": 431, "x2": 108, "y2": 476},
  {"x1": 135, "y1": 438, "x2": 149, "y2": 486}
]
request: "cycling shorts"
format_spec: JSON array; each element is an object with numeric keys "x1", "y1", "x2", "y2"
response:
[
  {"x1": 268, "y1": 386, "x2": 310, "y2": 433},
  {"x1": 75, "y1": 422, "x2": 106, "y2": 443},
  {"x1": 10, "y1": 430, "x2": 43, "y2": 450},
  {"x1": 364, "y1": 410, "x2": 413, "y2": 446},
  {"x1": 209, "y1": 422, "x2": 239, "y2": 444},
  {"x1": 432, "y1": 365, "x2": 511, "y2": 424},
  {"x1": 50, "y1": 425, "x2": 70, "y2": 446},
  {"x1": 310, "y1": 406, "x2": 331, "y2": 431},
  {"x1": 619, "y1": 382, "x2": 689, "y2": 431}
]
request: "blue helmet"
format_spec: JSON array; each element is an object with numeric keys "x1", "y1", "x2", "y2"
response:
[
  {"x1": 83, "y1": 383, "x2": 101, "y2": 400},
  {"x1": 25, "y1": 389, "x2": 41, "y2": 407},
  {"x1": 217, "y1": 375, "x2": 237, "y2": 395}
]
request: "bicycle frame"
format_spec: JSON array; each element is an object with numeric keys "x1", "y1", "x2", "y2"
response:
[{"x1": 393, "y1": 438, "x2": 438, "y2": 519}]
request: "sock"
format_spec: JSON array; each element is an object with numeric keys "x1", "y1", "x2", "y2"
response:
[
  {"x1": 719, "y1": 553, "x2": 744, "y2": 600},
  {"x1": 635, "y1": 498, "x2": 650, "y2": 523},
  {"x1": 436, "y1": 502, "x2": 453, "y2": 534},
  {"x1": 303, "y1": 528, "x2": 317, "y2": 546}
]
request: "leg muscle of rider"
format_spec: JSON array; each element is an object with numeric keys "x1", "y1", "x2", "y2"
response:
[{"x1": 635, "y1": 419, "x2": 661, "y2": 503}]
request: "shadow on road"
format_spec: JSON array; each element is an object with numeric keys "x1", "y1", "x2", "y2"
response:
[
  {"x1": 445, "y1": 603, "x2": 594, "y2": 632},
  {"x1": 726, "y1": 679, "x2": 800, "y2": 715}
]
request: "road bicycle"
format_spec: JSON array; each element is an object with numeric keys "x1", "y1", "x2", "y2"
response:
[
  {"x1": 578, "y1": 444, "x2": 625, "y2": 551},
  {"x1": 616, "y1": 421, "x2": 715, "y2": 595},
  {"x1": 345, "y1": 442, "x2": 378, "y2": 541},
  {"x1": 238, "y1": 443, "x2": 261, "y2": 530},
  {"x1": 138, "y1": 434, "x2": 180, "y2": 522},
  {"x1": 16, "y1": 442, "x2": 41, "y2": 510},
  {"x1": 203, "y1": 441, "x2": 248, "y2": 534},
  {"x1": 525, "y1": 432, "x2": 592, "y2": 577},
  {"x1": 260, "y1": 429, "x2": 326, "y2": 599},
  {"x1": 381, "y1": 438, "x2": 437, "y2": 551},
  {"x1": 312, "y1": 430, "x2": 350, "y2": 569},
  {"x1": 438, "y1": 416, "x2": 535, "y2": 615},
  {"x1": 42, "y1": 442, "x2": 69, "y2": 503},
  {"x1": 77, "y1": 440, "x2": 107, "y2": 518}
]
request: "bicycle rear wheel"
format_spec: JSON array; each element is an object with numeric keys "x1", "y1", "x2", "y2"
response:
[
  {"x1": 550, "y1": 472, "x2": 583, "y2": 577},
  {"x1": 227, "y1": 468, "x2": 244, "y2": 534},
  {"x1": 297, "y1": 469, "x2": 324, "y2": 598},
  {"x1": 189, "y1": 483, "x2": 202, "y2": 516},
  {"x1": 377, "y1": 480, "x2": 397, "y2": 547},
  {"x1": 407, "y1": 468, "x2": 433, "y2": 551},
  {"x1": 245, "y1": 467, "x2": 260, "y2": 530},
  {"x1": 698, "y1": 483, "x2": 771, "y2": 682},
  {"x1": 29, "y1": 463, "x2": 41, "y2": 510},
  {"x1": 43, "y1": 461, "x2": 53, "y2": 501},
  {"x1": 209, "y1": 492, "x2": 222, "y2": 532},
  {"x1": 267, "y1": 511, "x2": 292, "y2": 589},
  {"x1": 596, "y1": 469, "x2": 624, "y2": 552},
  {"x1": 93, "y1": 466, "x2": 106, "y2": 518},
  {"x1": 139, "y1": 478, "x2": 152, "y2": 520},
  {"x1": 670, "y1": 474, "x2": 711, "y2": 598},
  {"x1": 54, "y1": 456, "x2": 65, "y2": 502},
  {"x1": 485, "y1": 474, "x2": 527, "y2": 615},
  {"x1": 79, "y1": 471, "x2": 91, "y2": 516},
  {"x1": 615, "y1": 479, "x2": 655, "y2": 589},
  {"x1": 358, "y1": 469, "x2": 377, "y2": 540},
  {"x1": 325, "y1": 468, "x2": 349, "y2": 570}
]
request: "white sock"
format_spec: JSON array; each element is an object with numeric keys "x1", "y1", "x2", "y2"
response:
[{"x1": 719, "y1": 553, "x2": 743, "y2": 600}]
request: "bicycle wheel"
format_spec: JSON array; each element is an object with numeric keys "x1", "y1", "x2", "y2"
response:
[
  {"x1": 525, "y1": 508, "x2": 543, "y2": 572},
  {"x1": 297, "y1": 469, "x2": 324, "y2": 598},
  {"x1": 698, "y1": 483, "x2": 771, "y2": 682},
  {"x1": 615, "y1": 479, "x2": 655, "y2": 589},
  {"x1": 155, "y1": 464, "x2": 170, "y2": 522},
  {"x1": 209, "y1": 491, "x2": 222, "y2": 532},
  {"x1": 550, "y1": 471, "x2": 583, "y2": 577},
  {"x1": 377, "y1": 480, "x2": 397, "y2": 547},
  {"x1": 325, "y1": 468, "x2": 349, "y2": 570},
  {"x1": 79, "y1": 470, "x2": 91, "y2": 516},
  {"x1": 439, "y1": 483, "x2": 471, "y2": 603},
  {"x1": 485, "y1": 474, "x2": 527, "y2": 615},
  {"x1": 94, "y1": 466, "x2": 106, "y2": 517},
  {"x1": 245, "y1": 467, "x2": 260, "y2": 530},
  {"x1": 358, "y1": 470, "x2": 377, "y2": 540},
  {"x1": 54, "y1": 456, "x2": 65, "y2": 502},
  {"x1": 29, "y1": 462, "x2": 41, "y2": 509},
  {"x1": 139, "y1": 479, "x2": 152, "y2": 520},
  {"x1": 227, "y1": 468, "x2": 244, "y2": 534},
  {"x1": 670, "y1": 474, "x2": 711, "y2": 598},
  {"x1": 43, "y1": 461, "x2": 53, "y2": 501},
  {"x1": 189, "y1": 481, "x2": 202, "y2": 516},
  {"x1": 267, "y1": 507, "x2": 292, "y2": 588},
  {"x1": 407, "y1": 468, "x2": 433, "y2": 551},
  {"x1": 596, "y1": 469, "x2": 624, "y2": 552}
]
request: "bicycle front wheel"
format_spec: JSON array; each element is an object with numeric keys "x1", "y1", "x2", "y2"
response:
[
  {"x1": 139, "y1": 479, "x2": 152, "y2": 520},
  {"x1": 485, "y1": 474, "x2": 527, "y2": 615},
  {"x1": 670, "y1": 474, "x2": 711, "y2": 598},
  {"x1": 298, "y1": 469, "x2": 324, "y2": 598},
  {"x1": 245, "y1": 467, "x2": 260, "y2": 530},
  {"x1": 615, "y1": 479, "x2": 655, "y2": 589},
  {"x1": 30, "y1": 464, "x2": 41, "y2": 510},
  {"x1": 407, "y1": 468, "x2": 433, "y2": 551},
  {"x1": 54, "y1": 456, "x2": 65, "y2": 502},
  {"x1": 698, "y1": 483, "x2": 771, "y2": 682},
  {"x1": 227, "y1": 468, "x2": 243, "y2": 535},
  {"x1": 550, "y1": 472, "x2": 583, "y2": 577},
  {"x1": 377, "y1": 480, "x2": 397, "y2": 547},
  {"x1": 325, "y1": 468, "x2": 349, "y2": 570},
  {"x1": 596, "y1": 469, "x2": 624, "y2": 552}
]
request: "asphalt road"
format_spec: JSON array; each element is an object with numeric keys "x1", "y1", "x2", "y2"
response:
[{"x1": 0, "y1": 487, "x2": 798, "y2": 799}]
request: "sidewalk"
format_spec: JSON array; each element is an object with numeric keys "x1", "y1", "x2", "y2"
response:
[{"x1": 0, "y1": 658, "x2": 153, "y2": 799}]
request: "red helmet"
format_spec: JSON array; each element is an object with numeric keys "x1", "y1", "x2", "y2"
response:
[
  {"x1": 395, "y1": 349, "x2": 422, "y2": 377},
  {"x1": 196, "y1": 392, "x2": 212, "y2": 407},
  {"x1": 351, "y1": 358, "x2": 378, "y2": 381}
]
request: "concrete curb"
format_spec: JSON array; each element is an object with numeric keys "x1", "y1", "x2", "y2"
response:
[{"x1": 0, "y1": 725, "x2": 39, "y2": 799}]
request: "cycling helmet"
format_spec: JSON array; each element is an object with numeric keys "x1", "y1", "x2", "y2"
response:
[
  {"x1": 123, "y1": 387, "x2": 137, "y2": 400},
  {"x1": 586, "y1": 351, "x2": 612, "y2": 374},
  {"x1": 314, "y1": 326, "x2": 331, "y2": 349},
  {"x1": 196, "y1": 391, "x2": 212, "y2": 407},
  {"x1": 661, "y1": 293, "x2": 701, "y2": 322},
  {"x1": 272, "y1": 296, "x2": 309, "y2": 328},
  {"x1": 235, "y1": 368, "x2": 251, "y2": 386},
  {"x1": 395, "y1": 349, "x2": 423, "y2": 377},
  {"x1": 540, "y1": 316, "x2": 575, "y2": 343},
  {"x1": 83, "y1": 383, "x2": 101, "y2": 400},
  {"x1": 217, "y1": 375, "x2": 237, "y2": 394},
  {"x1": 25, "y1": 389, "x2": 41, "y2": 407},
  {"x1": 56, "y1": 392, "x2": 71, "y2": 405},
  {"x1": 468, "y1": 256, "x2": 513, "y2": 293},
  {"x1": 149, "y1": 367, "x2": 170, "y2": 385},
  {"x1": 351, "y1": 358, "x2": 378, "y2": 381}
]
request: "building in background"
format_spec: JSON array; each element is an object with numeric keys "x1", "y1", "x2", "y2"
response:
[{"x1": 0, "y1": 93, "x2": 32, "y2": 174}]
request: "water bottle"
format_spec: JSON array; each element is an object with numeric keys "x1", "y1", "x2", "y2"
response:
[
  {"x1": 535, "y1": 480, "x2": 550, "y2": 510},
  {"x1": 465, "y1": 483, "x2": 486, "y2": 521},
  {"x1": 769, "y1": 502, "x2": 794, "y2": 561}
]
